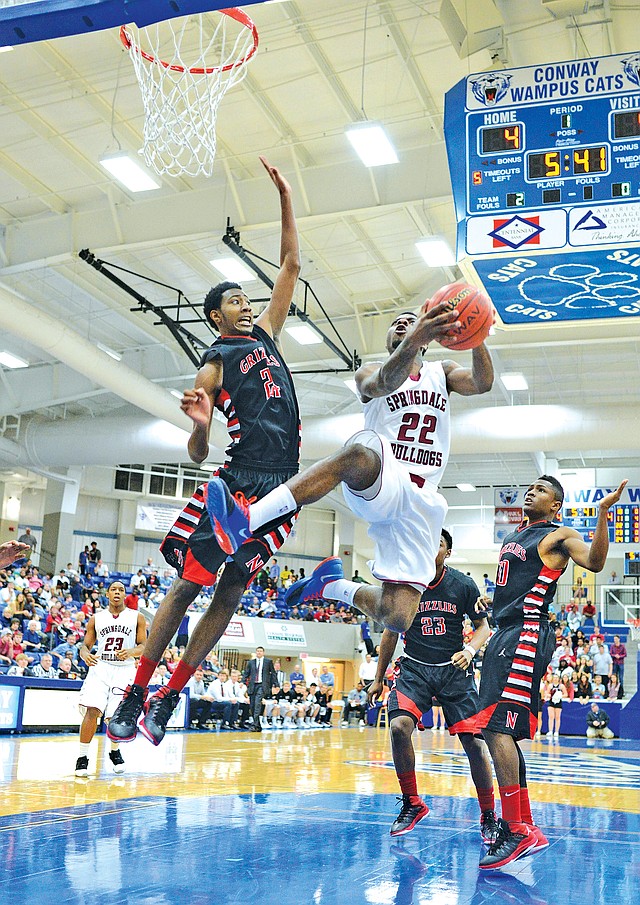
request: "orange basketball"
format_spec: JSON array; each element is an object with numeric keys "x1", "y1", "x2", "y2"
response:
[{"x1": 425, "y1": 281, "x2": 494, "y2": 351}]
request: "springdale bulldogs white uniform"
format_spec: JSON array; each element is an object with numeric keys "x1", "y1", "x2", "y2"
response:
[
  {"x1": 78, "y1": 608, "x2": 139, "y2": 718},
  {"x1": 343, "y1": 361, "x2": 449, "y2": 589}
]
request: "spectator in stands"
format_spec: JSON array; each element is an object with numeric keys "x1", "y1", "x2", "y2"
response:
[
  {"x1": 609, "y1": 570, "x2": 620, "y2": 585},
  {"x1": 319, "y1": 664, "x2": 335, "y2": 699},
  {"x1": 0, "y1": 628, "x2": 17, "y2": 665},
  {"x1": 51, "y1": 633, "x2": 81, "y2": 667},
  {"x1": 593, "y1": 644, "x2": 612, "y2": 692},
  {"x1": 130, "y1": 569, "x2": 146, "y2": 591},
  {"x1": 582, "y1": 600, "x2": 597, "y2": 628},
  {"x1": 586, "y1": 702, "x2": 614, "y2": 739},
  {"x1": 94, "y1": 560, "x2": 109, "y2": 579},
  {"x1": 269, "y1": 558, "x2": 281, "y2": 585},
  {"x1": 351, "y1": 570, "x2": 368, "y2": 584},
  {"x1": 358, "y1": 653, "x2": 378, "y2": 690},
  {"x1": 610, "y1": 635, "x2": 627, "y2": 693},
  {"x1": 7, "y1": 653, "x2": 32, "y2": 676},
  {"x1": 151, "y1": 664, "x2": 171, "y2": 686},
  {"x1": 576, "y1": 654, "x2": 593, "y2": 678},
  {"x1": 567, "y1": 605, "x2": 582, "y2": 636},
  {"x1": 187, "y1": 668, "x2": 214, "y2": 729},
  {"x1": 280, "y1": 565, "x2": 293, "y2": 588},
  {"x1": 607, "y1": 673, "x2": 621, "y2": 700},
  {"x1": 341, "y1": 683, "x2": 368, "y2": 727},
  {"x1": 571, "y1": 577, "x2": 587, "y2": 607},
  {"x1": 360, "y1": 618, "x2": 374, "y2": 656},
  {"x1": 32, "y1": 652, "x2": 57, "y2": 679},
  {"x1": 591, "y1": 675, "x2": 607, "y2": 699},
  {"x1": 202, "y1": 651, "x2": 220, "y2": 679},
  {"x1": 289, "y1": 662, "x2": 304, "y2": 684},
  {"x1": 209, "y1": 669, "x2": 239, "y2": 729},
  {"x1": 576, "y1": 674, "x2": 592, "y2": 703},
  {"x1": 561, "y1": 673, "x2": 575, "y2": 701},
  {"x1": 58, "y1": 656, "x2": 83, "y2": 680},
  {"x1": 88, "y1": 541, "x2": 101, "y2": 573},
  {"x1": 17, "y1": 528, "x2": 37, "y2": 560},
  {"x1": 78, "y1": 546, "x2": 89, "y2": 576},
  {"x1": 22, "y1": 619, "x2": 44, "y2": 655}
]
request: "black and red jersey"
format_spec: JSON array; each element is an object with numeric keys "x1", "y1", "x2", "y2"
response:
[
  {"x1": 403, "y1": 566, "x2": 482, "y2": 664},
  {"x1": 200, "y1": 324, "x2": 301, "y2": 472},
  {"x1": 492, "y1": 521, "x2": 564, "y2": 627}
]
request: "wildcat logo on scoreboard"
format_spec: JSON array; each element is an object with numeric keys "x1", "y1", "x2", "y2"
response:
[
  {"x1": 622, "y1": 54, "x2": 640, "y2": 88},
  {"x1": 470, "y1": 73, "x2": 512, "y2": 107}
]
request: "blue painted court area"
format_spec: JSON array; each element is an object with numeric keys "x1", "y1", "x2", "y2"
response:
[{"x1": 2, "y1": 791, "x2": 639, "y2": 905}]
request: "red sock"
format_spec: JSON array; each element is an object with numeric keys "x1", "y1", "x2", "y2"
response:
[
  {"x1": 397, "y1": 770, "x2": 420, "y2": 803},
  {"x1": 134, "y1": 655, "x2": 158, "y2": 688},
  {"x1": 167, "y1": 660, "x2": 196, "y2": 693},
  {"x1": 477, "y1": 787, "x2": 495, "y2": 813},
  {"x1": 520, "y1": 787, "x2": 533, "y2": 825},
  {"x1": 499, "y1": 784, "x2": 523, "y2": 828}
]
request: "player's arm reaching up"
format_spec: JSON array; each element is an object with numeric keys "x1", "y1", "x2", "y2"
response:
[
  {"x1": 540, "y1": 481, "x2": 628, "y2": 573},
  {"x1": 255, "y1": 156, "x2": 301, "y2": 342},
  {"x1": 357, "y1": 304, "x2": 462, "y2": 402},
  {"x1": 442, "y1": 344, "x2": 494, "y2": 397}
]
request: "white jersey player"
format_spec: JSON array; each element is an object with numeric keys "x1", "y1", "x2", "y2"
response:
[
  {"x1": 75, "y1": 581, "x2": 146, "y2": 776},
  {"x1": 207, "y1": 300, "x2": 494, "y2": 635}
]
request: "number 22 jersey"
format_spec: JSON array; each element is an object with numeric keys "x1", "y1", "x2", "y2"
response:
[
  {"x1": 403, "y1": 566, "x2": 481, "y2": 665},
  {"x1": 363, "y1": 361, "x2": 450, "y2": 487}
]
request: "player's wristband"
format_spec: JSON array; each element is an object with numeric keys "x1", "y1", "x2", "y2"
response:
[{"x1": 463, "y1": 644, "x2": 476, "y2": 660}]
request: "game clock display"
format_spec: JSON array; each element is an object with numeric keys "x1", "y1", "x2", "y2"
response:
[{"x1": 563, "y1": 505, "x2": 640, "y2": 543}]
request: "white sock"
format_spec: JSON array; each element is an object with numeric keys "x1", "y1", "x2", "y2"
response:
[
  {"x1": 323, "y1": 579, "x2": 360, "y2": 606},
  {"x1": 109, "y1": 740, "x2": 120, "y2": 752},
  {"x1": 250, "y1": 485, "x2": 297, "y2": 532},
  {"x1": 79, "y1": 742, "x2": 91, "y2": 757}
]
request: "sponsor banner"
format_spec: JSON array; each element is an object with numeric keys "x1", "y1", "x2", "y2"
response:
[
  {"x1": 564, "y1": 485, "x2": 640, "y2": 505},
  {"x1": 0, "y1": 685, "x2": 20, "y2": 731},
  {"x1": 135, "y1": 503, "x2": 182, "y2": 533},
  {"x1": 264, "y1": 623, "x2": 307, "y2": 648},
  {"x1": 466, "y1": 210, "x2": 566, "y2": 255},
  {"x1": 465, "y1": 52, "x2": 640, "y2": 111},
  {"x1": 495, "y1": 507, "x2": 524, "y2": 526},
  {"x1": 568, "y1": 202, "x2": 640, "y2": 247},
  {"x1": 472, "y1": 247, "x2": 640, "y2": 323},
  {"x1": 222, "y1": 619, "x2": 255, "y2": 643}
]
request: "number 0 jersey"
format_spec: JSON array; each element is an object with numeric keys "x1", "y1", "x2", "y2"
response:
[
  {"x1": 403, "y1": 566, "x2": 482, "y2": 664},
  {"x1": 492, "y1": 520, "x2": 564, "y2": 627},
  {"x1": 200, "y1": 323, "x2": 301, "y2": 472},
  {"x1": 94, "y1": 607, "x2": 138, "y2": 665},
  {"x1": 363, "y1": 361, "x2": 450, "y2": 486}
]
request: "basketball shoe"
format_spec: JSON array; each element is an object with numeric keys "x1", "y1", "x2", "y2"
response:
[
  {"x1": 523, "y1": 824, "x2": 549, "y2": 855},
  {"x1": 108, "y1": 749, "x2": 126, "y2": 775},
  {"x1": 390, "y1": 795, "x2": 429, "y2": 836},
  {"x1": 479, "y1": 818, "x2": 535, "y2": 870},
  {"x1": 139, "y1": 687, "x2": 180, "y2": 746},
  {"x1": 287, "y1": 556, "x2": 344, "y2": 605},
  {"x1": 204, "y1": 477, "x2": 252, "y2": 555},
  {"x1": 107, "y1": 684, "x2": 148, "y2": 742},
  {"x1": 74, "y1": 756, "x2": 89, "y2": 777},
  {"x1": 480, "y1": 809, "x2": 500, "y2": 845}
]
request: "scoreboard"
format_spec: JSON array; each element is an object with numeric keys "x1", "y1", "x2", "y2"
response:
[
  {"x1": 444, "y1": 52, "x2": 640, "y2": 325},
  {"x1": 562, "y1": 505, "x2": 640, "y2": 543}
]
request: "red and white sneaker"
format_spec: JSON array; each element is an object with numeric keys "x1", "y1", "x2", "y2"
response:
[
  {"x1": 389, "y1": 795, "x2": 429, "y2": 837},
  {"x1": 479, "y1": 819, "x2": 536, "y2": 870},
  {"x1": 523, "y1": 824, "x2": 549, "y2": 854}
]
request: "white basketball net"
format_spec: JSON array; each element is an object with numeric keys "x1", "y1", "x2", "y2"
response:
[{"x1": 122, "y1": 9, "x2": 258, "y2": 178}]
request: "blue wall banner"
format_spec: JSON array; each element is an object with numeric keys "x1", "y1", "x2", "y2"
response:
[
  {"x1": 0, "y1": 685, "x2": 21, "y2": 731},
  {"x1": 472, "y1": 247, "x2": 640, "y2": 323}
]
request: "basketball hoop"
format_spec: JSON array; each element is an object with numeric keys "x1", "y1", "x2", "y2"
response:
[{"x1": 120, "y1": 7, "x2": 259, "y2": 178}]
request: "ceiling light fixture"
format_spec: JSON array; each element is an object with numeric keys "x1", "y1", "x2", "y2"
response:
[
  {"x1": 416, "y1": 237, "x2": 456, "y2": 267},
  {"x1": 285, "y1": 323, "x2": 323, "y2": 345},
  {"x1": 346, "y1": 123, "x2": 399, "y2": 167},
  {"x1": 100, "y1": 154, "x2": 161, "y2": 192},
  {"x1": 500, "y1": 373, "x2": 528, "y2": 392},
  {"x1": 0, "y1": 351, "x2": 28, "y2": 369},
  {"x1": 209, "y1": 257, "x2": 256, "y2": 283},
  {"x1": 96, "y1": 342, "x2": 121, "y2": 361},
  {"x1": 456, "y1": 483, "x2": 476, "y2": 492}
]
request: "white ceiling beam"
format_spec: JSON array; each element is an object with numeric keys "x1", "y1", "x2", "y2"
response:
[
  {"x1": 0, "y1": 148, "x2": 68, "y2": 216},
  {"x1": 241, "y1": 71, "x2": 315, "y2": 168}
]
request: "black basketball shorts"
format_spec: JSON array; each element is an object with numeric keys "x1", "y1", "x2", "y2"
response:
[
  {"x1": 161, "y1": 464, "x2": 298, "y2": 586},
  {"x1": 475, "y1": 619, "x2": 555, "y2": 741},
  {"x1": 387, "y1": 655, "x2": 480, "y2": 735}
]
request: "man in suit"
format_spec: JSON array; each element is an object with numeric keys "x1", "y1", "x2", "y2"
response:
[{"x1": 243, "y1": 646, "x2": 278, "y2": 733}]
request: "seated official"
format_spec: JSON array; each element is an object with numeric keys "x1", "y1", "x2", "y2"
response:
[
  {"x1": 586, "y1": 702, "x2": 614, "y2": 739},
  {"x1": 341, "y1": 683, "x2": 368, "y2": 727},
  {"x1": 187, "y1": 668, "x2": 214, "y2": 729}
]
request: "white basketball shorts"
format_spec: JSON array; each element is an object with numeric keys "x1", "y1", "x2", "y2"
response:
[
  {"x1": 342, "y1": 429, "x2": 447, "y2": 590},
  {"x1": 78, "y1": 660, "x2": 137, "y2": 718}
]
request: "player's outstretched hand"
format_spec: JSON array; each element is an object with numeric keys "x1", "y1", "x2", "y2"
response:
[
  {"x1": 181, "y1": 387, "x2": 211, "y2": 428},
  {"x1": 410, "y1": 300, "x2": 461, "y2": 348},
  {"x1": 0, "y1": 541, "x2": 30, "y2": 568},
  {"x1": 367, "y1": 679, "x2": 384, "y2": 704},
  {"x1": 599, "y1": 480, "x2": 628, "y2": 512},
  {"x1": 259, "y1": 155, "x2": 292, "y2": 196}
]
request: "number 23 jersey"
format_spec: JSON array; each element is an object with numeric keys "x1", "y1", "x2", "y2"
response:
[
  {"x1": 94, "y1": 607, "x2": 138, "y2": 665},
  {"x1": 363, "y1": 361, "x2": 450, "y2": 487},
  {"x1": 403, "y1": 566, "x2": 481, "y2": 664}
]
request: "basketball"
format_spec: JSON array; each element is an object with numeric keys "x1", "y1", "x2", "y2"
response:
[{"x1": 425, "y1": 282, "x2": 494, "y2": 351}]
